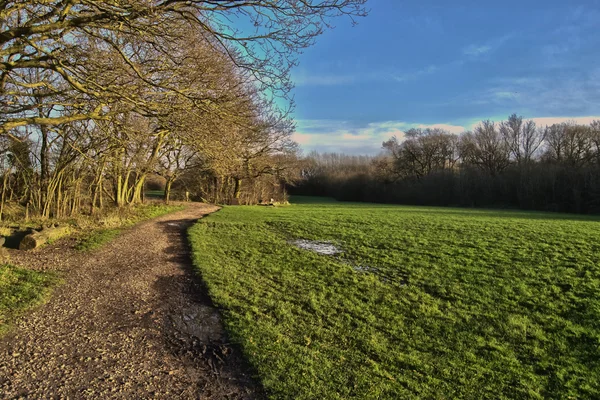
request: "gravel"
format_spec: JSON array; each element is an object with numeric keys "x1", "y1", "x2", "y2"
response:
[{"x1": 0, "y1": 204, "x2": 263, "y2": 399}]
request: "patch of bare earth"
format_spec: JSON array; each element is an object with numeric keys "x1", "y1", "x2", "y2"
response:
[{"x1": 0, "y1": 203, "x2": 263, "y2": 399}]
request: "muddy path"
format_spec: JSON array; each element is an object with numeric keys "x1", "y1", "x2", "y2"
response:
[{"x1": 0, "y1": 204, "x2": 263, "y2": 399}]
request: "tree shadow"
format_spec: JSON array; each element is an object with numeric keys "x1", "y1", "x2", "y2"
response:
[
  {"x1": 151, "y1": 218, "x2": 266, "y2": 399},
  {"x1": 3, "y1": 228, "x2": 34, "y2": 249}
]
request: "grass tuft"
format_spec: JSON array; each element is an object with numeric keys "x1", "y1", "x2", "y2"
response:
[
  {"x1": 75, "y1": 228, "x2": 121, "y2": 251},
  {"x1": 0, "y1": 264, "x2": 59, "y2": 335}
]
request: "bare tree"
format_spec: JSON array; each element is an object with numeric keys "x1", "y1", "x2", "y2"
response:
[
  {"x1": 500, "y1": 114, "x2": 545, "y2": 166},
  {"x1": 460, "y1": 120, "x2": 510, "y2": 176},
  {"x1": 382, "y1": 128, "x2": 459, "y2": 179},
  {"x1": 1, "y1": 0, "x2": 368, "y2": 133},
  {"x1": 543, "y1": 122, "x2": 593, "y2": 167}
]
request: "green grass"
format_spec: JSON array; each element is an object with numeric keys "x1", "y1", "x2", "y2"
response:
[
  {"x1": 189, "y1": 197, "x2": 600, "y2": 399},
  {"x1": 0, "y1": 264, "x2": 59, "y2": 335},
  {"x1": 145, "y1": 190, "x2": 166, "y2": 199},
  {"x1": 76, "y1": 203, "x2": 183, "y2": 251},
  {"x1": 131, "y1": 202, "x2": 185, "y2": 221},
  {"x1": 75, "y1": 228, "x2": 122, "y2": 251}
]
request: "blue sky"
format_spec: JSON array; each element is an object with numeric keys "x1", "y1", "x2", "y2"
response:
[{"x1": 290, "y1": 0, "x2": 600, "y2": 154}]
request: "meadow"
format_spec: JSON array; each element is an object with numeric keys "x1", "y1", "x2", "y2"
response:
[{"x1": 189, "y1": 197, "x2": 600, "y2": 399}]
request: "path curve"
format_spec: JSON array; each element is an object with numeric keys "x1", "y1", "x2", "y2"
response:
[{"x1": 0, "y1": 204, "x2": 262, "y2": 399}]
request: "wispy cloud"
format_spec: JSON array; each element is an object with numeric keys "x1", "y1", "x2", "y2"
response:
[
  {"x1": 433, "y1": 67, "x2": 600, "y2": 117},
  {"x1": 463, "y1": 45, "x2": 492, "y2": 56},
  {"x1": 294, "y1": 116, "x2": 600, "y2": 155},
  {"x1": 459, "y1": 115, "x2": 600, "y2": 131},
  {"x1": 529, "y1": 116, "x2": 600, "y2": 127},
  {"x1": 295, "y1": 32, "x2": 515, "y2": 87},
  {"x1": 490, "y1": 71, "x2": 600, "y2": 115},
  {"x1": 391, "y1": 34, "x2": 513, "y2": 85},
  {"x1": 391, "y1": 65, "x2": 439, "y2": 83},
  {"x1": 293, "y1": 120, "x2": 466, "y2": 155},
  {"x1": 462, "y1": 34, "x2": 513, "y2": 58},
  {"x1": 293, "y1": 72, "x2": 357, "y2": 87}
]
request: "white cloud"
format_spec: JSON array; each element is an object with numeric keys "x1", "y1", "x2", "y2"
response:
[
  {"x1": 413, "y1": 123, "x2": 465, "y2": 134},
  {"x1": 293, "y1": 70, "x2": 356, "y2": 87},
  {"x1": 462, "y1": 34, "x2": 513, "y2": 58},
  {"x1": 437, "y1": 68, "x2": 600, "y2": 118},
  {"x1": 463, "y1": 45, "x2": 492, "y2": 56},
  {"x1": 493, "y1": 91, "x2": 520, "y2": 99},
  {"x1": 460, "y1": 115, "x2": 600, "y2": 131},
  {"x1": 293, "y1": 120, "x2": 466, "y2": 155},
  {"x1": 392, "y1": 65, "x2": 438, "y2": 83},
  {"x1": 294, "y1": 116, "x2": 600, "y2": 155},
  {"x1": 529, "y1": 116, "x2": 600, "y2": 127}
]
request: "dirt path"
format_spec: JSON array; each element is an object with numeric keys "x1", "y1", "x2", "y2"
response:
[{"x1": 0, "y1": 204, "x2": 263, "y2": 399}]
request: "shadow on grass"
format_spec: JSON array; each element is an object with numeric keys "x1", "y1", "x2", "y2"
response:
[
  {"x1": 152, "y1": 217, "x2": 266, "y2": 399},
  {"x1": 290, "y1": 195, "x2": 600, "y2": 223}
]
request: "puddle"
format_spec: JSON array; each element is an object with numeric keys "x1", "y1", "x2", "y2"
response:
[
  {"x1": 291, "y1": 238, "x2": 404, "y2": 286},
  {"x1": 291, "y1": 239, "x2": 341, "y2": 255}
]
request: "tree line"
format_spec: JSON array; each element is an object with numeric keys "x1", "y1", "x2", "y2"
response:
[
  {"x1": 293, "y1": 115, "x2": 600, "y2": 214},
  {"x1": 0, "y1": 0, "x2": 367, "y2": 219}
]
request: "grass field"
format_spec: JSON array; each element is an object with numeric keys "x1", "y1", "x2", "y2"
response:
[
  {"x1": 0, "y1": 265, "x2": 58, "y2": 335},
  {"x1": 189, "y1": 197, "x2": 600, "y2": 399}
]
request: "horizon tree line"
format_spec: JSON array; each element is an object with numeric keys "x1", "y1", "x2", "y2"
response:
[{"x1": 293, "y1": 115, "x2": 600, "y2": 214}]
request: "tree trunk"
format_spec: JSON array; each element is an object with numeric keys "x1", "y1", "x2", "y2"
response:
[
  {"x1": 115, "y1": 171, "x2": 132, "y2": 207},
  {"x1": 233, "y1": 178, "x2": 242, "y2": 199},
  {"x1": 0, "y1": 171, "x2": 8, "y2": 222},
  {"x1": 165, "y1": 177, "x2": 174, "y2": 204},
  {"x1": 91, "y1": 161, "x2": 106, "y2": 214},
  {"x1": 130, "y1": 174, "x2": 146, "y2": 205},
  {"x1": 19, "y1": 225, "x2": 71, "y2": 250},
  {"x1": 40, "y1": 126, "x2": 50, "y2": 208}
]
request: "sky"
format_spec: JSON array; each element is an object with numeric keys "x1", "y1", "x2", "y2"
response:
[{"x1": 289, "y1": 0, "x2": 600, "y2": 154}]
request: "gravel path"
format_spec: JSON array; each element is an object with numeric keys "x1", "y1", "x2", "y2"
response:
[{"x1": 0, "y1": 204, "x2": 262, "y2": 399}]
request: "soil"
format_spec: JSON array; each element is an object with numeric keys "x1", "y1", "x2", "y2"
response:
[{"x1": 0, "y1": 203, "x2": 264, "y2": 399}]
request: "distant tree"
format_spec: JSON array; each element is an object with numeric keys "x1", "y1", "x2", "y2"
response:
[
  {"x1": 460, "y1": 120, "x2": 510, "y2": 176},
  {"x1": 382, "y1": 128, "x2": 459, "y2": 180},
  {"x1": 591, "y1": 120, "x2": 600, "y2": 165},
  {"x1": 543, "y1": 122, "x2": 593, "y2": 167},
  {"x1": 500, "y1": 114, "x2": 545, "y2": 166}
]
